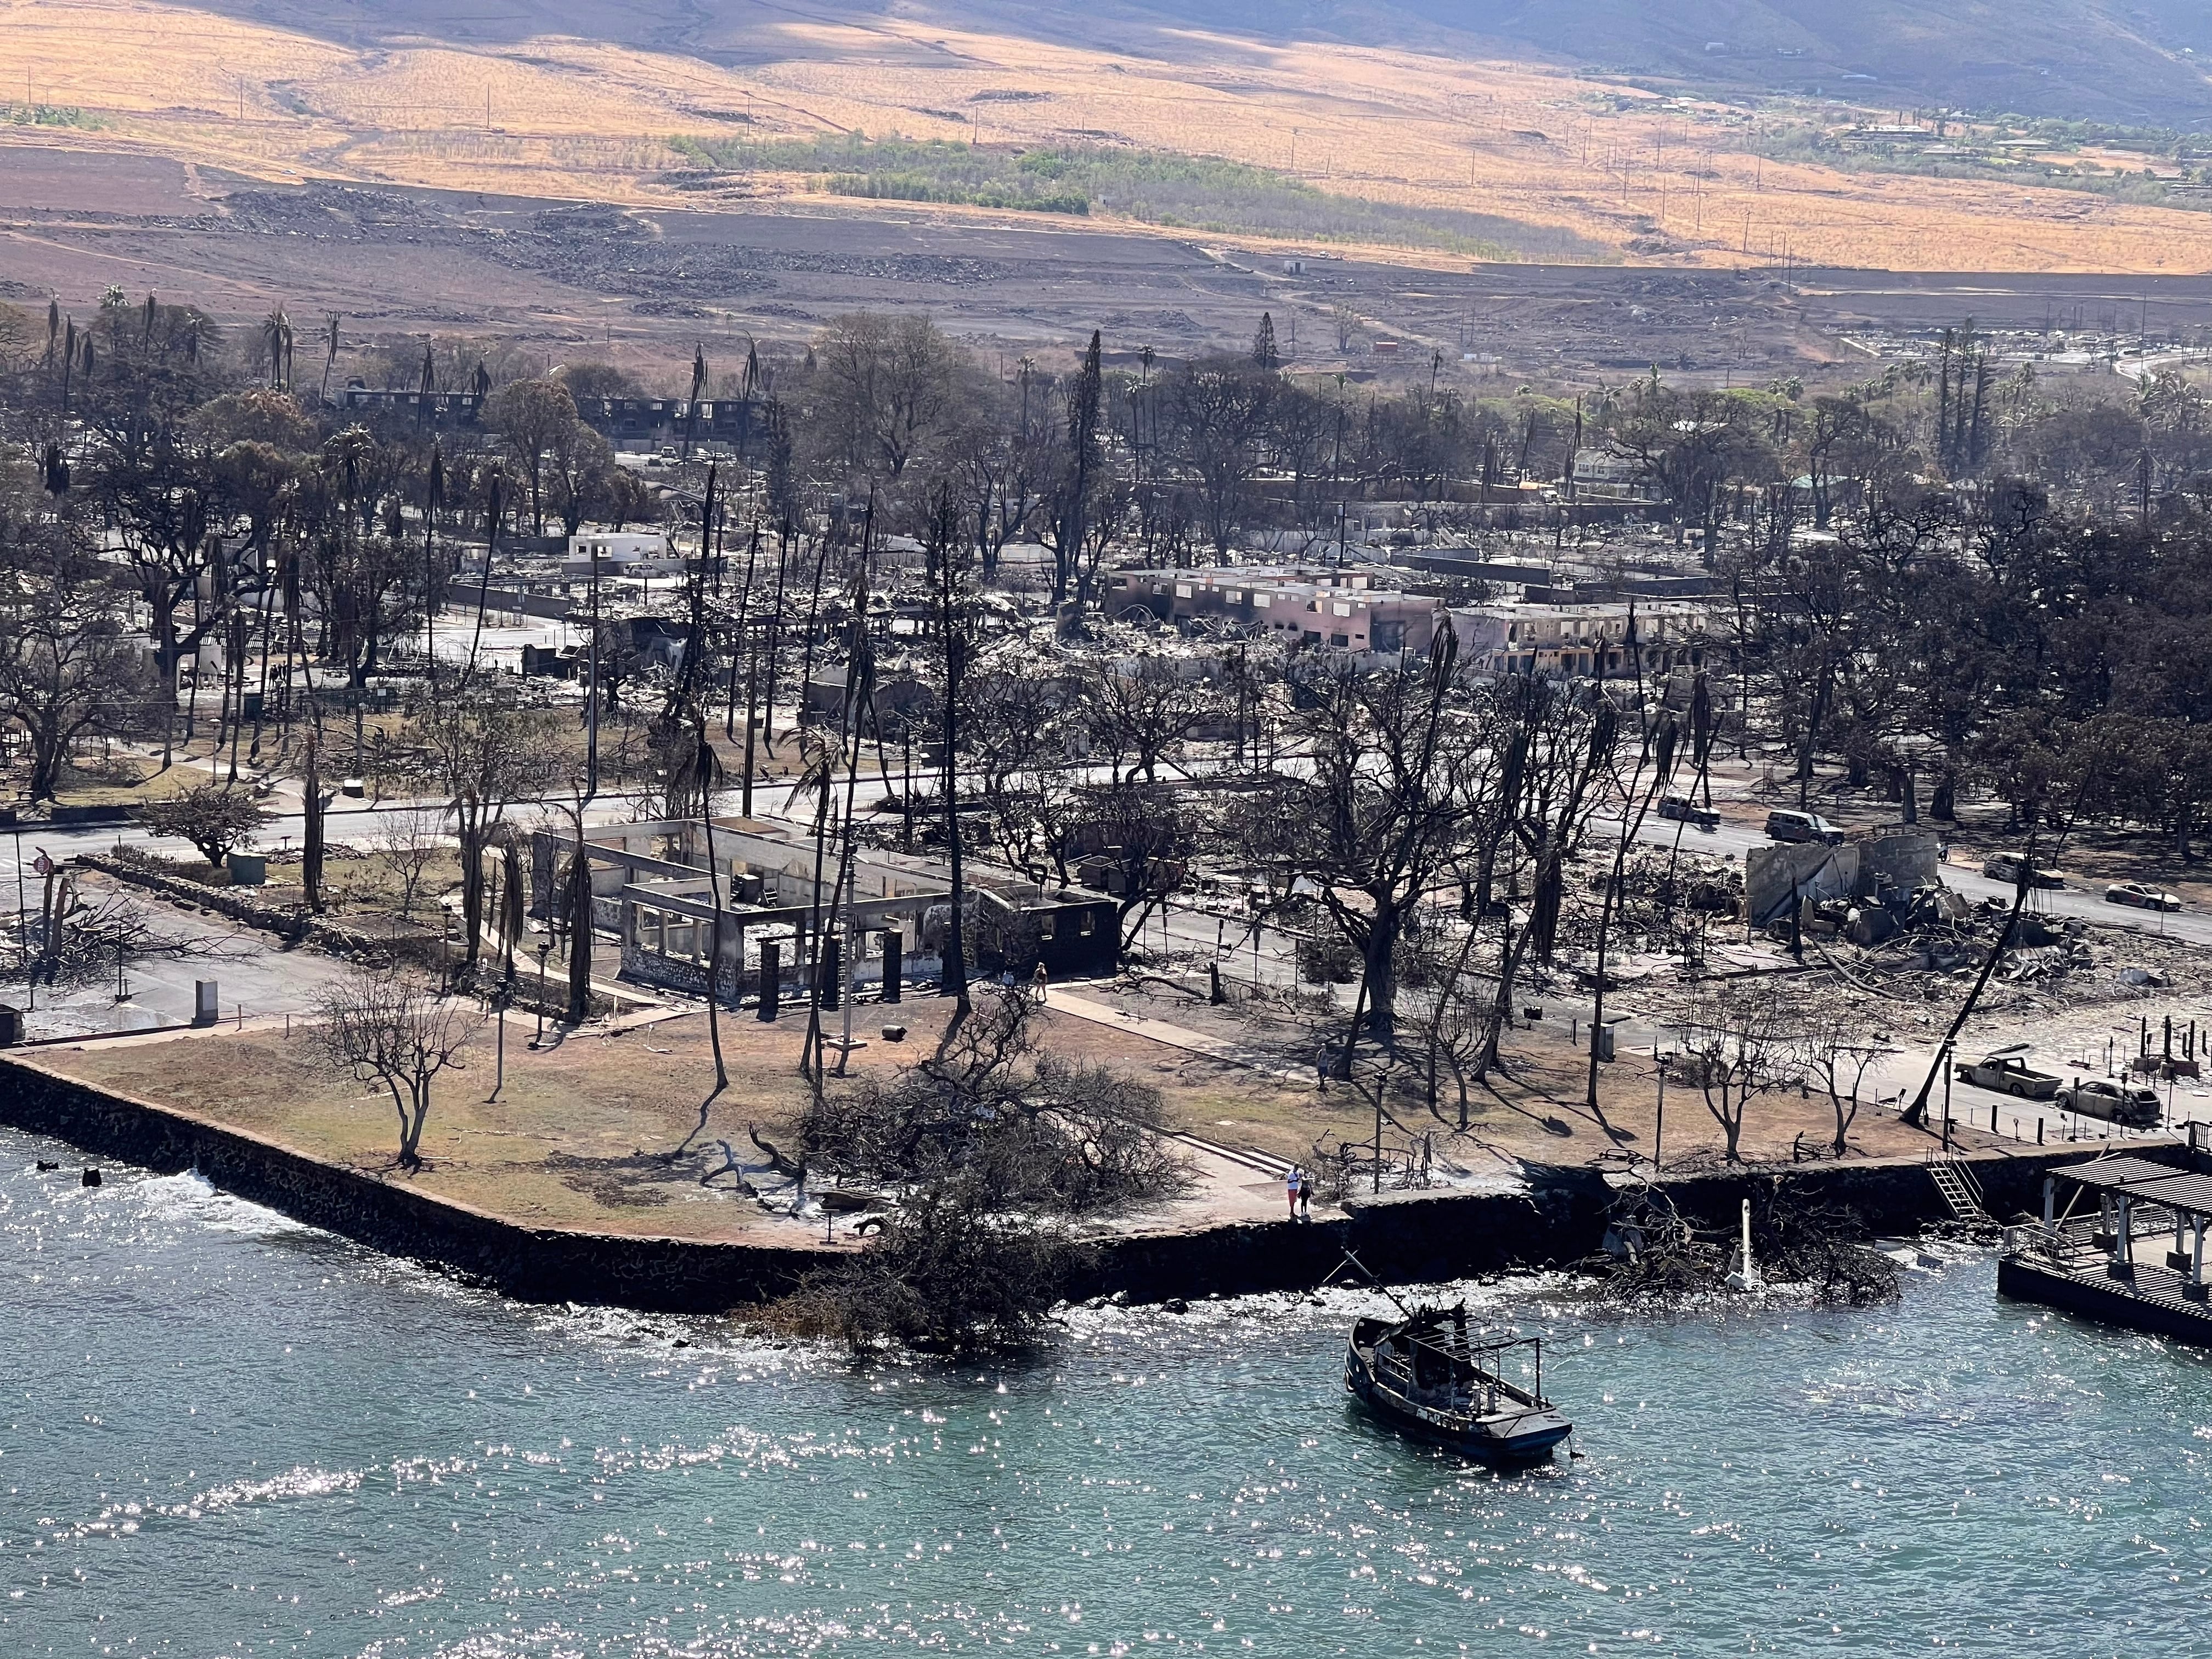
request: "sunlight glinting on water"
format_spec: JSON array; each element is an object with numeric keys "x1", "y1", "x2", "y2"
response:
[{"x1": 3, "y1": 1127, "x2": 2210, "y2": 1656}]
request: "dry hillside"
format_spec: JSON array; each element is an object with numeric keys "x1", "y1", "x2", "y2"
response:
[{"x1": 1, "y1": 0, "x2": 2210, "y2": 273}]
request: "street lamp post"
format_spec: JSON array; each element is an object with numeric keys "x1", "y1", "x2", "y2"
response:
[
  {"x1": 12, "y1": 824, "x2": 27, "y2": 1013},
  {"x1": 1941, "y1": 1044, "x2": 1954, "y2": 1152},
  {"x1": 488, "y1": 987, "x2": 507, "y2": 1102}
]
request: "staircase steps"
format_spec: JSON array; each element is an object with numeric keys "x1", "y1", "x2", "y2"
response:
[{"x1": 1930, "y1": 1157, "x2": 1993, "y2": 1226}]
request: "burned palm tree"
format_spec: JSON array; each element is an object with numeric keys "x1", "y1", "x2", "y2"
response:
[
  {"x1": 461, "y1": 468, "x2": 503, "y2": 689},
  {"x1": 669, "y1": 699, "x2": 731, "y2": 1155},
  {"x1": 684, "y1": 343, "x2": 708, "y2": 458},
  {"x1": 422, "y1": 445, "x2": 445, "y2": 689},
  {"x1": 263, "y1": 307, "x2": 294, "y2": 390},
  {"x1": 924, "y1": 483, "x2": 973, "y2": 1037}
]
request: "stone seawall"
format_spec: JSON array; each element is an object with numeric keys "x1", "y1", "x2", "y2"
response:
[
  {"x1": 0, "y1": 1054, "x2": 2172, "y2": 1311},
  {"x1": 0, "y1": 1058, "x2": 823, "y2": 1311},
  {"x1": 1081, "y1": 1148, "x2": 2135, "y2": 1302}
]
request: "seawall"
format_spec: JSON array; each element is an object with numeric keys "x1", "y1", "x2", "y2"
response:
[
  {"x1": 0, "y1": 1054, "x2": 2167, "y2": 1311},
  {"x1": 0, "y1": 1057, "x2": 823, "y2": 1311}
]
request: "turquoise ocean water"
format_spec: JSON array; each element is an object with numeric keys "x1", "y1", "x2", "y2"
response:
[{"x1": 3, "y1": 1125, "x2": 2209, "y2": 1657}]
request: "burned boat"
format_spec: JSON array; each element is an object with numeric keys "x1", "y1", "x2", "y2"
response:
[{"x1": 1345, "y1": 1304, "x2": 1572, "y2": 1463}]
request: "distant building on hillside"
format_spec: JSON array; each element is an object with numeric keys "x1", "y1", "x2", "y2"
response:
[{"x1": 336, "y1": 386, "x2": 760, "y2": 451}]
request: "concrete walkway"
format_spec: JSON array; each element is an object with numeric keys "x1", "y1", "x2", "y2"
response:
[{"x1": 1046, "y1": 985, "x2": 1312, "y2": 1085}]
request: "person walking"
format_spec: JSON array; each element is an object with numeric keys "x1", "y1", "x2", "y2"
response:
[
  {"x1": 1286, "y1": 1165, "x2": 1304, "y2": 1221},
  {"x1": 1031, "y1": 961, "x2": 1049, "y2": 1006},
  {"x1": 1297, "y1": 1166, "x2": 1314, "y2": 1219}
]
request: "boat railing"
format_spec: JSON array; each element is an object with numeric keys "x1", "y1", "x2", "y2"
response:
[{"x1": 1372, "y1": 1316, "x2": 1555, "y2": 1411}]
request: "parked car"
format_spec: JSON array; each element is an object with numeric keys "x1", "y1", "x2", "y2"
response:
[
  {"x1": 2055, "y1": 1078, "x2": 2164, "y2": 1128},
  {"x1": 1953, "y1": 1046, "x2": 2063, "y2": 1100},
  {"x1": 1764, "y1": 809, "x2": 1844, "y2": 846},
  {"x1": 1657, "y1": 793, "x2": 1720, "y2": 831},
  {"x1": 1983, "y1": 853, "x2": 2065, "y2": 889},
  {"x1": 2106, "y1": 881, "x2": 2182, "y2": 912}
]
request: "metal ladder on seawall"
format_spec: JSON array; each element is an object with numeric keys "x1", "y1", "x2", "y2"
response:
[{"x1": 1928, "y1": 1154, "x2": 1993, "y2": 1227}]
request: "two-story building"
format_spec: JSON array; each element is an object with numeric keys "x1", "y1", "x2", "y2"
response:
[
  {"x1": 1448, "y1": 598, "x2": 1719, "y2": 680},
  {"x1": 1105, "y1": 565, "x2": 1441, "y2": 655}
]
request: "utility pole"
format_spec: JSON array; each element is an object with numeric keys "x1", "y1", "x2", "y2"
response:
[
  {"x1": 12, "y1": 827, "x2": 25, "y2": 1009},
  {"x1": 585, "y1": 545, "x2": 601, "y2": 800},
  {"x1": 488, "y1": 990, "x2": 506, "y2": 1101}
]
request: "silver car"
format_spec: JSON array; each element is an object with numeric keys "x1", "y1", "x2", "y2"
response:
[{"x1": 2106, "y1": 881, "x2": 2182, "y2": 912}]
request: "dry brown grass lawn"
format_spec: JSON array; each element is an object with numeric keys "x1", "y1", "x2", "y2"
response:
[
  {"x1": 25, "y1": 983, "x2": 1994, "y2": 1250},
  {"x1": 30, "y1": 997, "x2": 1346, "y2": 1241},
  {"x1": 3, "y1": 0, "x2": 2209, "y2": 273}
]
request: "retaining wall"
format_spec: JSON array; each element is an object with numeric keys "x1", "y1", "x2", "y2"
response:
[
  {"x1": 0, "y1": 1053, "x2": 2176, "y2": 1311},
  {"x1": 83, "y1": 852, "x2": 403, "y2": 962},
  {"x1": 0, "y1": 1058, "x2": 823, "y2": 1310}
]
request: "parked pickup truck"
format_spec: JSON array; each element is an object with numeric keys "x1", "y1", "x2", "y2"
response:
[
  {"x1": 2054, "y1": 1077, "x2": 2164, "y2": 1128},
  {"x1": 1657, "y1": 793, "x2": 1720, "y2": 831},
  {"x1": 1953, "y1": 1047, "x2": 2063, "y2": 1100}
]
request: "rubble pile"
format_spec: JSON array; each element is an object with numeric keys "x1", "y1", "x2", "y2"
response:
[
  {"x1": 1556, "y1": 848, "x2": 1743, "y2": 968},
  {"x1": 1607, "y1": 847, "x2": 1745, "y2": 917},
  {"x1": 1618, "y1": 867, "x2": 2209, "y2": 1039},
  {"x1": 1796, "y1": 888, "x2": 2197, "y2": 1015}
]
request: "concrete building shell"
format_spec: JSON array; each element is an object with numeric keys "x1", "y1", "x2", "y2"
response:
[
  {"x1": 1106, "y1": 565, "x2": 1441, "y2": 654},
  {"x1": 528, "y1": 817, "x2": 1119, "y2": 1005},
  {"x1": 1447, "y1": 599, "x2": 1719, "y2": 680}
]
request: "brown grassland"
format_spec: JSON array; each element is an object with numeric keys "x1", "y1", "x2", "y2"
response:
[
  {"x1": 22, "y1": 993, "x2": 1996, "y2": 1246},
  {"x1": 3, "y1": 0, "x2": 2210, "y2": 273}
]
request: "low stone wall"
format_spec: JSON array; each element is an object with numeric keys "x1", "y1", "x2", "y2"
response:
[
  {"x1": 0, "y1": 1049, "x2": 2175, "y2": 1311},
  {"x1": 82, "y1": 852, "x2": 402, "y2": 963}
]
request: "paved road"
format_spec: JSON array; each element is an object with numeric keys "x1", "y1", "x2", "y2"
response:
[
  {"x1": 12, "y1": 752, "x2": 2199, "y2": 1047},
  {"x1": 10, "y1": 870, "x2": 362, "y2": 1042},
  {"x1": 4, "y1": 789, "x2": 660, "y2": 1042}
]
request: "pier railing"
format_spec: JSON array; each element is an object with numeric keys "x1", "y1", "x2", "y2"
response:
[{"x1": 2005, "y1": 1211, "x2": 2197, "y2": 1271}]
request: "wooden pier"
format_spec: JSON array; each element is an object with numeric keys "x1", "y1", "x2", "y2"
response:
[{"x1": 1997, "y1": 1152, "x2": 2212, "y2": 1346}]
